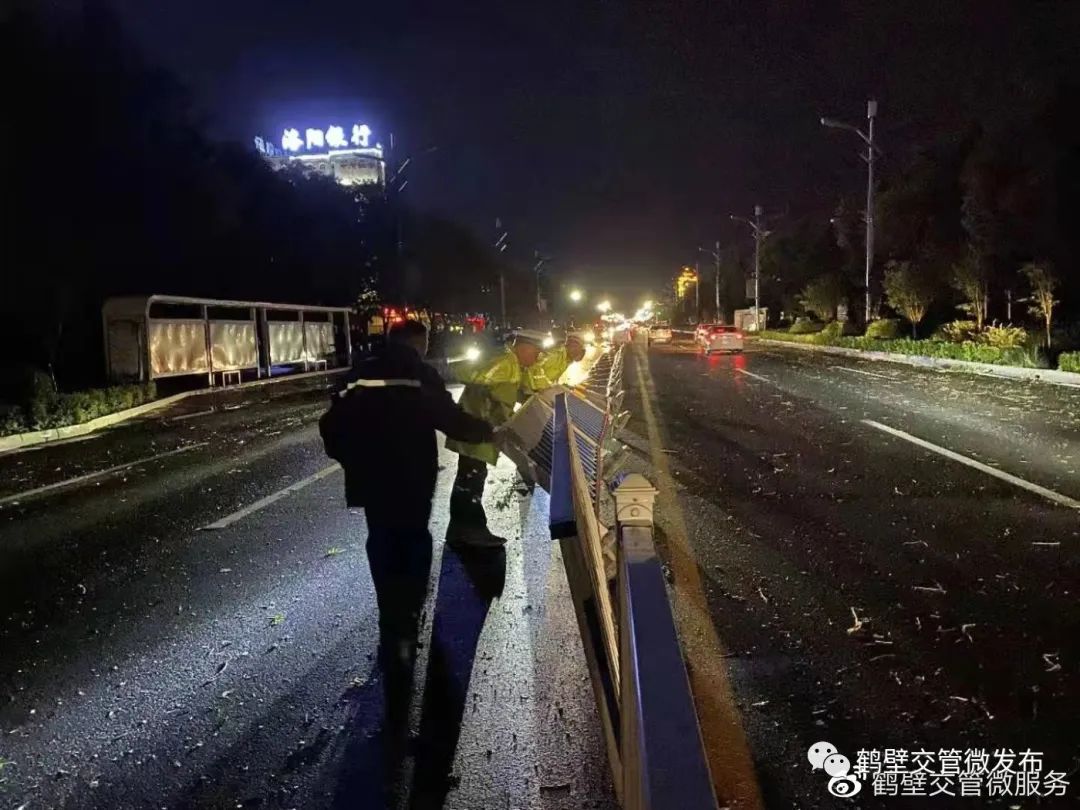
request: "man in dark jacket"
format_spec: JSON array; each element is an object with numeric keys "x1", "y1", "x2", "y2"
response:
[{"x1": 322, "y1": 319, "x2": 492, "y2": 718}]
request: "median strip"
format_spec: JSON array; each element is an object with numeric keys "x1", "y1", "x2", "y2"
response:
[
  {"x1": 863, "y1": 420, "x2": 1080, "y2": 511},
  {"x1": 200, "y1": 463, "x2": 341, "y2": 530}
]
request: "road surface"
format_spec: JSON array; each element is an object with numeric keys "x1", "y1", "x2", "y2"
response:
[
  {"x1": 0, "y1": 381, "x2": 616, "y2": 810},
  {"x1": 625, "y1": 339, "x2": 1078, "y2": 807}
]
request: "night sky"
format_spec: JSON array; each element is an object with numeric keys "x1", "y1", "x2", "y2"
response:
[{"x1": 109, "y1": 0, "x2": 1079, "y2": 297}]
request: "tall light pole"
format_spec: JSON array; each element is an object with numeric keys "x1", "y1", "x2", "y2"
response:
[
  {"x1": 494, "y1": 218, "x2": 509, "y2": 328},
  {"x1": 731, "y1": 205, "x2": 767, "y2": 330},
  {"x1": 821, "y1": 99, "x2": 878, "y2": 322},
  {"x1": 533, "y1": 250, "x2": 551, "y2": 326},
  {"x1": 698, "y1": 241, "x2": 722, "y2": 321}
]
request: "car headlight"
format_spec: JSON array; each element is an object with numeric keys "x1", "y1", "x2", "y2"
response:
[{"x1": 465, "y1": 346, "x2": 482, "y2": 362}]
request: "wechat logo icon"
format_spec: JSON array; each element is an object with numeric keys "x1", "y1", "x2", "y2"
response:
[{"x1": 808, "y1": 741, "x2": 862, "y2": 798}]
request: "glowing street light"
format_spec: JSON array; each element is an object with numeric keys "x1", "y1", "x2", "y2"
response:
[
  {"x1": 597, "y1": 300, "x2": 612, "y2": 313},
  {"x1": 642, "y1": 299, "x2": 654, "y2": 310},
  {"x1": 569, "y1": 289, "x2": 584, "y2": 303}
]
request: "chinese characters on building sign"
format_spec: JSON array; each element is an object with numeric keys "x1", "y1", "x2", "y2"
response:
[{"x1": 254, "y1": 125, "x2": 375, "y2": 157}]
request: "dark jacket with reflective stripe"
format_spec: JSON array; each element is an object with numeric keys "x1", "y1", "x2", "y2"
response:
[{"x1": 328, "y1": 342, "x2": 492, "y2": 526}]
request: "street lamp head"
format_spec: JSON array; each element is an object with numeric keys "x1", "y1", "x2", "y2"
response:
[
  {"x1": 597, "y1": 300, "x2": 612, "y2": 313},
  {"x1": 569, "y1": 289, "x2": 583, "y2": 303}
]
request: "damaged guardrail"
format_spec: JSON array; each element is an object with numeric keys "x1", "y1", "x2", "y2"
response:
[{"x1": 501, "y1": 343, "x2": 717, "y2": 809}]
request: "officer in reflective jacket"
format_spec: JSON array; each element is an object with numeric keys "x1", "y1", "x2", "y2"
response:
[
  {"x1": 320, "y1": 320, "x2": 492, "y2": 718},
  {"x1": 526, "y1": 334, "x2": 586, "y2": 390},
  {"x1": 445, "y1": 330, "x2": 545, "y2": 546}
]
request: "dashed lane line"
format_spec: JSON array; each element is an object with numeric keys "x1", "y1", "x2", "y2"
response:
[
  {"x1": 734, "y1": 367, "x2": 772, "y2": 383},
  {"x1": 0, "y1": 443, "x2": 208, "y2": 508},
  {"x1": 200, "y1": 462, "x2": 341, "y2": 530},
  {"x1": 863, "y1": 419, "x2": 1080, "y2": 511},
  {"x1": 830, "y1": 364, "x2": 892, "y2": 380}
]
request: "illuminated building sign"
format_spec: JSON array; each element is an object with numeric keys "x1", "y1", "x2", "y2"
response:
[
  {"x1": 676, "y1": 267, "x2": 698, "y2": 299},
  {"x1": 253, "y1": 123, "x2": 379, "y2": 158}
]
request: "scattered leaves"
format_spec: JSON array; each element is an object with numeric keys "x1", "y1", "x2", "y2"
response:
[{"x1": 269, "y1": 613, "x2": 286, "y2": 627}]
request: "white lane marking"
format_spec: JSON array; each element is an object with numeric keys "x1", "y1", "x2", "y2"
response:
[
  {"x1": 0, "y1": 443, "x2": 208, "y2": 508},
  {"x1": 831, "y1": 365, "x2": 892, "y2": 380},
  {"x1": 863, "y1": 420, "x2": 1080, "y2": 511},
  {"x1": 201, "y1": 463, "x2": 341, "y2": 530},
  {"x1": 168, "y1": 408, "x2": 216, "y2": 423},
  {"x1": 735, "y1": 368, "x2": 772, "y2": 383}
]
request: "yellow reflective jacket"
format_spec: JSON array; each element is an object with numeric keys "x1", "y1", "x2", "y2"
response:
[
  {"x1": 526, "y1": 346, "x2": 572, "y2": 391},
  {"x1": 445, "y1": 348, "x2": 528, "y2": 465}
]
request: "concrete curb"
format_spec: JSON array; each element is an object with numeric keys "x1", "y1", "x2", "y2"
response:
[
  {"x1": 755, "y1": 339, "x2": 1080, "y2": 388},
  {"x1": 0, "y1": 367, "x2": 348, "y2": 455}
]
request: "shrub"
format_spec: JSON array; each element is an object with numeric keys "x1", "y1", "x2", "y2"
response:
[
  {"x1": 981, "y1": 324, "x2": 1029, "y2": 349},
  {"x1": 816, "y1": 321, "x2": 845, "y2": 343},
  {"x1": 1060, "y1": 352, "x2": 1080, "y2": 373},
  {"x1": 865, "y1": 319, "x2": 901, "y2": 340},
  {"x1": 0, "y1": 376, "x2": 158, "y2": 437},
  {"x1": 933, "y1": 320, "x2": 979, "y2": 343},
  {"x1": 789, "y1": 317, "x2": 822, "y2": 334}
]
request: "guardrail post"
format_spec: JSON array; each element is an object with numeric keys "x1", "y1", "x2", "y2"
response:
[{"x1": 616, "y1": 474, "x2": 718, "y2": 810}]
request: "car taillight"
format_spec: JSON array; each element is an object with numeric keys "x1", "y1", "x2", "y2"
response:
[{"x1": 735, "y1": 332, "x2": 744, "y2": 339}]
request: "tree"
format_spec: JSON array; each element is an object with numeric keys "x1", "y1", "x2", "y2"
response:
[
  {"x1": 883, "y1": 260, "x2": 936, "y2": 337},
  {"x1": 951, "y1": 250, "x2": 990, "y2": 330},
  {"x1": 800, "y1": 275, "x2": 847, "y2": 322},
  {"x1": 1021, "y1": 262, "x2": 1058, "y2": 347}
]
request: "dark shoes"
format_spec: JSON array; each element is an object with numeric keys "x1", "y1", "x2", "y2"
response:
[{"x1": 446, "y1": 520, "x2": 508, "y2": 548}]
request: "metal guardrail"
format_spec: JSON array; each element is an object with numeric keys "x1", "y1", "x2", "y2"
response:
[{"x1": 546, "y1": 344, "x2": 718, "y2": 809}]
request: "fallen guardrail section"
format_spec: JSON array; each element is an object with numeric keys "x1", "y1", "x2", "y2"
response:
[{"x1": 502, "y1": 344, "x2": 718, "y2": 809}]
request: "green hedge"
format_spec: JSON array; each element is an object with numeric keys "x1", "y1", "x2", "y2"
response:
[
  {"x1": 758, "y1": 329, "x2": 1049, "y2": 369},
  {"x1": 788, "y1": 317, "x2": 822, "y2": 334},
  {"x1": 865, "y1": 318, "x2": 902, "y2": 340},
  {"x1": 1, "y1": 375, "x2": 157, "y2": 437},
  {"x1": 1060, "y1": 352, "x2": 1080, "y2": 373}
]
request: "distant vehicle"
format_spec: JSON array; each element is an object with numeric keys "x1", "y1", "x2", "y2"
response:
[
  {"x1": 699, "y1": 324, "x2": 744, "y2": 354},
  {"x1": 648, "y1": 323, "x2": 673, "y2": 344}
]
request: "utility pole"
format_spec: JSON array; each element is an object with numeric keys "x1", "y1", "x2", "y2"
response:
[
  {"x1": 821, "y1": 99, "x2": 878, "y2": 322},
  {"x1": 714, "y1": 239, "x2": 721, "y2": 319},
  {"x1": 533, "y1": 250, "x2": 550, "y2": 326},
  {"x1": 730, "y1": 205, "x2": 769, "y2": 330},
  {"x1": 694, "y1": 260, "x2": 700, "y2": 319},
  {"x1": 697, "y1": 242, "x2": 723, "y2": 322},
  {"x1": 753, "y1": 204, "x2": 762, "y2": 329},
  {"x1": 494, "y1": 218, "x2": 509, "y2": 328}
]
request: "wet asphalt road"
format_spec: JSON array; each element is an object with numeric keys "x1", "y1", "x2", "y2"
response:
[
  {"x1": 0, "y1": 380, "x2": 615, "y2": 810},
  {"x1": 626, "y1": 340, "x2": 1079, "y2": 808}
]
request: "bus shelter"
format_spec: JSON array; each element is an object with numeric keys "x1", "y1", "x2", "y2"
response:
[{"x1": 102, "y1": 295, "x2": 352, "y2": 385}]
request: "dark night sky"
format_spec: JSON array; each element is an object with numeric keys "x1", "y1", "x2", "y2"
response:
[{"x1": 108, "y1": 0, "x2": 1079, "y2": 299}]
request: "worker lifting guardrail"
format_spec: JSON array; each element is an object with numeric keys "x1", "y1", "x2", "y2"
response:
[{"x1": 500, "y1": 343, "x2": 718, "y2": 809}]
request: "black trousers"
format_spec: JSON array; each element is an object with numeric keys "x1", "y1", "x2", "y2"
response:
[
  {"x1": 449, "y1": 455, "x2": 488, "y2": 527},
  {"x1": 365, "y1": 522, "x2": 433, "y2": 717}
]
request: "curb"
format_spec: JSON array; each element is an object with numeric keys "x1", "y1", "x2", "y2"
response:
[
  {"x1": 755, "y1": 339, "x2": 1080, "y2": 388},
  {"x1": 0, "y1": 367, "x2": 348, "y2": 455}
]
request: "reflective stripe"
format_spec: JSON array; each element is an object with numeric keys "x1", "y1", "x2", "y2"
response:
[{"x1": 339, "y1": 377, "x2": 422, "y2": 396}]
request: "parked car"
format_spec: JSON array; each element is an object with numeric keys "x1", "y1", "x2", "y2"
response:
[
  {"x1": 700, "y1": 324, "x2": 744, "y2": 354},
  {"x1": 648, "y1": 323, "x2": 673, "y2": 344}
]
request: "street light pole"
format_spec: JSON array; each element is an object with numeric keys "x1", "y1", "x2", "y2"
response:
[
  {"x1": 730, "y1": 205, "x2": 768, "y2": 330},
  {"x1": 865, "y1": 100, "x2": 876, "y2": 322},
  {"x1": 697, "y1": 242, "x2": 723, "y2": 322},
  {"x1": 494, "y1": 218, "x2": 509, "y2": 329},
  {"x1": 714, "y1": 239, "x2": 721, "y2": 318},
  {"x1": 821, "y1": 99, "x2": 878, "y2": 322},
  {"x1": 694, "y1": 260, "x2": 700, "y2": 318}
]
